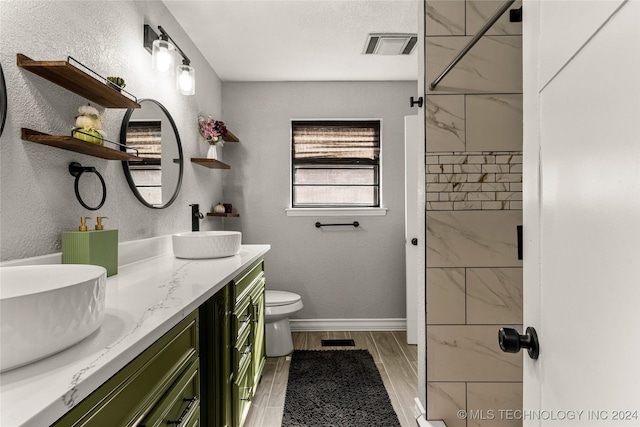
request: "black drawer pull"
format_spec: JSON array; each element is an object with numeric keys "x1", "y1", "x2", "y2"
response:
[
  {"x1": 240, "y1": 386, "x2": 253, "y2": 401},
  {"x1": 241, "y1": 343, "x2": 252, "y2": 355},
  {"x1": 167, "y1": 397, "x2": 197, "y2": 425}
]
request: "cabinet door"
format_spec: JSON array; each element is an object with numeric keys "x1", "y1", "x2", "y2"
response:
[
  {"x1": 232, "y1": 349, "x2": 253, "y2": 427},
  {"x1": 199, "y1": 285, "x2": 232, "y2": 427},
  {"x1": 250, "y1": 279, "x2": 266, "y2": 387}
]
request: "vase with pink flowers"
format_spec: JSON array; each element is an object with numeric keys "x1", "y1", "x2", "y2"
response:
[{"x1": 198, "y1": 115, "x2": 228, "y2": 159}]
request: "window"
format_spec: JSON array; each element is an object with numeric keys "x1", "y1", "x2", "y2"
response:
[
  {"x1": 126, "y1": 120, "x2": 162, "y2": 205},
  {"x1": 292, "y1": 120, "x2": 381, "y2": 208}
]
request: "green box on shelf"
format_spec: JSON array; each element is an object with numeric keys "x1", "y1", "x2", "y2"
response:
[{"x1": 62, "y1": 230, "x2": 118, "y2": 277}]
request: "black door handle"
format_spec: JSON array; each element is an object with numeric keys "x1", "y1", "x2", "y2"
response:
[
  {"x1": 498, "y1": 327, "x2": 539, "y2": 359},
  {"x1": 517, "y1": 225, "x2": 523, "y2": 260},
  {"x1": 411, "y1": 238, "x2": 418, "y2": 246}
]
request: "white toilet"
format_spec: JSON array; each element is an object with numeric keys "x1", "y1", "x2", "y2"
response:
[{"x1": 264, "y1": 290, "x2": 303, "y2": 357}]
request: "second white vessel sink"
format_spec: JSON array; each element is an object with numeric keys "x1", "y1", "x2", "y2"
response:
[
  {"x1": 0, "y1": 264, "x2": 107, "y2": 372},
  {"x1": 172, "y1": 231, "x2": 242, "y2": 259}
]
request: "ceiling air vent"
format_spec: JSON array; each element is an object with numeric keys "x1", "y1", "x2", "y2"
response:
[{"x1": 364, "y1": 33, "x2": 417, "y2": 55}]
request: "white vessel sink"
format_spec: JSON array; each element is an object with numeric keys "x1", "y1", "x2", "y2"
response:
[
  {"x1": 0, "y1": 264, "x2": 107, "y2": 372},
  {"x1": 172, "y1": 231, "x2": 242, "y2": 259}
]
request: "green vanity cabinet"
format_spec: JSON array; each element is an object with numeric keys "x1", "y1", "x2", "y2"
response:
[
  {"x1": 52, "y1": 310, "x2": 200, "y2": 427},
  {"x1": 52, "y1": 258, "x2": 266, "y2": 427},
  {"x1": 199, "y1": 258, "x2": 266, "y2": 427}
]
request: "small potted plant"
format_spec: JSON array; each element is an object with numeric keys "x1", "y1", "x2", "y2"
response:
[{"x1": 106, "y1": 76, "x2": 126, "y2": 92}]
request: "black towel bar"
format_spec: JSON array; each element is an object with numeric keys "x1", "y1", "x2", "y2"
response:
[{"x1": 315, "y1": 221, "x2": 359, "y2": 228}]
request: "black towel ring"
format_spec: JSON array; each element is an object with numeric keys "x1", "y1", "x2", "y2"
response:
[{"x1": 69, "y1": 162, "x2": 106, "y2": 211}]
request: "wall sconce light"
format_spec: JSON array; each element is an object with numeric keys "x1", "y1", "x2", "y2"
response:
[{"x1": 144, "y1": 24, "x2": 195, "y2": 95}]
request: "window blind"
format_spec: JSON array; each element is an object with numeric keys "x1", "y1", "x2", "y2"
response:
[{"x1": 292, "y1": 121, "x2": 380, "y2": 164}]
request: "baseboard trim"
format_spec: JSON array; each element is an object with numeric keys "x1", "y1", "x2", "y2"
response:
[
  {"x1": 414, "y1": 398, "x2": 447, "y2": 427},
  {"x1": 289, "y1": 318, "x2": 406, "y2": 332}
]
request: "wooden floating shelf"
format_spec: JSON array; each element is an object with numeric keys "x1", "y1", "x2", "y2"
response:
[
  {"x1": 223, "y1": 132, "x2": 239, "y2": 143},
  {"x1": 207, "y1": 212, "x2": 240, "y2": 217},
  {"x1": 191, "y1": 158, "x2": 231, "y2": 169},
  {"x1": 22, "y1": 128, "x2": 142, "y2": 162},
  {"x1": 16, "y1": 54, "x2": 141, "y2": 109}
]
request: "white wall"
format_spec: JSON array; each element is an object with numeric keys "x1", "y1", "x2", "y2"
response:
[
  {"x1": 0, "y1": 0, "x2": 225, "y2": 261},
  {"x1": 222, "y1": 81, "x2": 417, "y2": 320}
]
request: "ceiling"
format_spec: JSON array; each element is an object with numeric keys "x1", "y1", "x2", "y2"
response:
[{"x1": 163, "y1": 0, "x2": 420, "y2": 82}]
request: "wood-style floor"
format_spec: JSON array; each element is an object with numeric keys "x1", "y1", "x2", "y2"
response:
[{"x1": 244, "y1": 331, "x2": 418, "y2": 427}]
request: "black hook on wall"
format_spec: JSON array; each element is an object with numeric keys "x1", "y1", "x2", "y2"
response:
[
  {"x1": 410, "y1": 96, "x2": 423, "y2": 108},
  {"x1": 510, "y1": 6, "x2": 523, "y2": 22},
  {"x1": 69, "y1": 162, "x2": 106, "y2": 211}
]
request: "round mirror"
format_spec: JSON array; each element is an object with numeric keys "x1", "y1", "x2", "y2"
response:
[
  {"x1": 1, "y1": 63, "x2": 7, "y2": 137},
  {"x1": 120, "y1": 99, "x2": 183, "y2": 209}
]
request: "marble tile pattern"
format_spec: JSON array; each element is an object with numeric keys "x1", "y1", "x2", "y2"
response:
[
  {"x1": 426, "y1": 152, "x2": 522, "y2": 211},
  {"x1": 427, "y1": 382, "x2": 467, "y2": 427},
  {"x1": 466, "y1": 268, "x2": 523, "y2": 324},
  {"x1": 425, "y1": 0, "x2": 465, "y2": 36},
  {"x1": 466, "y1": 0, "x2": 523, "y2": 36},
  {"x1": 427, "y1": 267, "x2": 522, "y2": 325},
  {"x1": 427, "y1": 211, "x2": 522, "y2": 268},
  {"x1": 427, "y1": 95, "x2": 523, "y2": 153},
  {"x1": 426, "y1": 36, "x2": 523, "y2": 94},
  {"x1": 427, "y1": 95, "x2": 466, "y2": 151},
  {"x1": 425, "y1": 2, "x2": 524, "y2": 426},
  {"x1": 427, "y1": 325, "x2": 523, "y2": 382},
  {"x1": 425, "y1": 0, "x2": 522, "y2": 37},
  {"x1": 466, "y1": 95, "x2": 523, "y2": 152},
  {"x1": 467, "y1": 382, "x2": 523, "y2": 427},
  {"x1": 426, "y1": 267, "x2": 466, "y2": 324}
]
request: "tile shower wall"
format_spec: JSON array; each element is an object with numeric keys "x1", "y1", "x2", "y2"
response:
[
  {"x1": 426, "y1": 151, "x2": 522, "y2": 211},
  {"x1": 425, "y1": 1, "x2": 523, "y2": 426}
]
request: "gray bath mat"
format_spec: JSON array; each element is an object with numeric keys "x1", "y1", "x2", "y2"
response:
[{"x1": 282, "y1": 350, "x2": 401, "y2": 427}]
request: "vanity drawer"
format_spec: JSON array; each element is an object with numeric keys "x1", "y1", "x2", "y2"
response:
[
  {"x1": 232, "y1": 294, "x2": 252, "y2": 339},
  {"x1": 233, "y1": 321, "x2": 252, "y2": 376},
  {"x1": 140, "y1": 359, "x2": 200, "y2": 427},
  {"x1": 52, "y1": 311, "x2": 199, "y2": 427},
  {"x1": 233, "y1": 259, "x2": 264, "y2": 302}
]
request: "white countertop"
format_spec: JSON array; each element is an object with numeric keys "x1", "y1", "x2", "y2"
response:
[{"x1": 0, "y1": 240, "x2": 270, "y2": 427}]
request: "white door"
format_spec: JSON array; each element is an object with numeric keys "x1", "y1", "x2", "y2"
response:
[
  {"x1": 523, "y1": 1, "x2": 640, "y2": 426},
  {"x1": 405, "y1": 114, "x2": 423, "y2": 345}
]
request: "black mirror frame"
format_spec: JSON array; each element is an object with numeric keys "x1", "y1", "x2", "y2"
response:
[
  {"x1": 0, "y1": 64, "x2": 7, "y2": 137},
  {"x1": 120, "y1": 99, "x2": 184, "y2": 209}
]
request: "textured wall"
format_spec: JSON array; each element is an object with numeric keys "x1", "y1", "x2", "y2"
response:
[
  {"x1": 221, "y1": 81, "x2": 416, "y2": 320},
  {"x1": 425, "y1": 0, "x2": 523, "y2": 426},
  {"x1": 0, "y1": 0, "x2": 225, "y2": 261}
]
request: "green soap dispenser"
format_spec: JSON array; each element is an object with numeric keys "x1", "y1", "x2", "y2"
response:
[{"x1": 62, "y1": 216, "x2": 118, "y2": 276}]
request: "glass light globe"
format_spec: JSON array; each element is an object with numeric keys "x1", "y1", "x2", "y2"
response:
[
  {"x1": 177, "y1": 64, "x2": 195, "y2": 95},
  {"x1": 152, "y1": 39, "x2": 175, "y2": 76}
]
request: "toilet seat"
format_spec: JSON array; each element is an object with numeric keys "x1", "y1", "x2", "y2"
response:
[{"x1": 265, "y1": 290, "x2": 301, "y2": 307}]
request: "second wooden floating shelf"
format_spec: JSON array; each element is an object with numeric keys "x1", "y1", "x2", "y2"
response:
[
  {"x1": 223, "y1": 132, "x2": 239, "y2": 143},
  {"x1": 16, "y1": 54, "x2": 141, "y2": 109},
  {"x1": 21, "y1": 128, "x2": 142, "y2": 162},
  {"x1": 191, "y1": 158, "x2": 231, "y2": 169}
]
